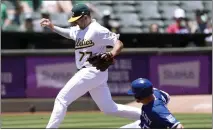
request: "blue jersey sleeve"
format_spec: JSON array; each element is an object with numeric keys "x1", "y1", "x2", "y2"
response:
[
  {"x1": 159, "y1": 90, "x2": 170, "y2": 105},
  {"x1": 153, "y1": 105, "x2": 180, "y2": 128},
  {"x1": 153, "y1": 88, "x2": 170, "y2": 105}
]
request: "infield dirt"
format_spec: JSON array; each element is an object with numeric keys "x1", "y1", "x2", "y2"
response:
[
  {"x1": 127, "y1": 95, "x2": 212, "y2": 113},
  {"x1": 2, "y1": 95, "x2": 212, "y2": 115}
]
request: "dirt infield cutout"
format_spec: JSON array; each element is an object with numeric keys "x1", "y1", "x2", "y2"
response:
[
  {"x1": 2, "y1": 95, "x2": 212, "y2": 115},
  {"x1": 126, "y1": 95, "x2": 212, "y2": 113}
]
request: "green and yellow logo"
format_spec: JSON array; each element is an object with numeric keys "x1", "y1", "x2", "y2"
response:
[{"x1": 75, "y1": 38, "x2": 94, "y2": 49}]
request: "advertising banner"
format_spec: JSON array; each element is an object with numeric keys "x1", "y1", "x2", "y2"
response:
[
  {"x1": 209, "y1": 55, "x2": 212, "y2": 93},
  {"x1": 26, "y1": 56, "x2": 78, "y2": 98},
  {"x1": 1, "y1": 57, "x2": 26, "y2": 98},
  {"x1": 150, "y1": 56, "x2": 210, "y2": 95},
  {"x1": 26, "y1": 55, "x2": 149, "y2": 97},
  {"x1": 108, "y1": 55, "x2": 149, "y2": 95}
]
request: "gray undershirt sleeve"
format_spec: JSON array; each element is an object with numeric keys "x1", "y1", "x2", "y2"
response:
[{"x1": 51, "y1": 26, "x2": 71, "y2": 39}]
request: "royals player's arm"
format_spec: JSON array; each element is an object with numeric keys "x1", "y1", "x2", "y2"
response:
[
  {"x1": 154, "y1": 105, "x2": 184, "y2": 129},
  {"x1": 97, "y1": 28, "x2": 123, "y2": 57}
]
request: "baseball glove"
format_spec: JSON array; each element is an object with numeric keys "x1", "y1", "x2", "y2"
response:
[{"x1": 87, "y1": 52, "x2": 115, "y2": 71}]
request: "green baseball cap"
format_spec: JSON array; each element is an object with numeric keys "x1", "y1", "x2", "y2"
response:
[{"x1": 68, "y1": 4, "x2": 90, "y2": 23}]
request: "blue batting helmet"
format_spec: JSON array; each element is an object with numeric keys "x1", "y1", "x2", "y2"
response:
[{"x1": 127, "y1": 78, "x2": 153, "y2": 99}]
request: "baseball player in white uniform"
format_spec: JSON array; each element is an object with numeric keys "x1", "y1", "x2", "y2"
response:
[{"x1": 40, "y1": 4, "x2": 141, "y2": 128}]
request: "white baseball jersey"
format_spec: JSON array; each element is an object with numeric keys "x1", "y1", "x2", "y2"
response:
[
  {"x1": 69, "y1": 19, "x2": 119, "y2": 69},
  {"x1": 46, "y1": 20, "x2": 142, "y2": 129}
]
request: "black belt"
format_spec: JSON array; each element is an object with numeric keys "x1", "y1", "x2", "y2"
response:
[{"x1": 78, "y1": 66, "x2": 86, "y2": 71}]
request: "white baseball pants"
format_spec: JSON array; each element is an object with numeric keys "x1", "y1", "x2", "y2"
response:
[
  {"x1": 46, "y1": 67, "x2": 141, "y2": 128},
  {"x1": 120, "y1": 120, "x2": 141, "y2": 128}
]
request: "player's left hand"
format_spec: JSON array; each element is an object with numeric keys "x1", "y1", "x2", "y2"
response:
[
  {"x1": 100, "y1": 52, "x2": 113, "y2": 61},
  {"x1": 87, "y1": 52, "x2": 115, "y2": 71}
]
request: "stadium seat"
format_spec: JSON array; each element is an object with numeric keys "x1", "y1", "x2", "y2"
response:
[
  {"x1": 142, "y1": 20, "x2": 164, "y2": 28},
  {"x1": 163, "y1": 19, "x2": 174, "y2": 28},
  {"x1": 119, "y1": 18, "x2": 142, "y2": 27},
  {"x1": 116, "y1": 13, "x2": 139, "y2": 20},
  {"x1": 159, "y1": 1, "x2": 180, "y2": 5},
  {"x1": 137, "y1": 5, "x2": 161, "y2": 20},
  {"x1": 180, "y1": 1, "x2": 204, "y2": 11},
  {"x1": 2, "y1": 1, "x2": 15, "y2": 10},
  {"x1": 3, "y1": 24, "x2": 19, "y2": 31},
  {"x1": 120, "y1": 27, "x2": 143, "y2": 33},
  {"x1": 50, "y1": 13, "x2": 69, "y2": 27},
  {"x1": 111, "y1": 1, "x2": 136, "y2": 5},
  {"x1": 159, "y1": 5, "x2": 180, "y2": 19},
  {"x1": 203, "y1": 1, "x2": 212, "y2": 5},
  {"x1": 91, "y1": 1, "x2": 113, "y2": 5},
  {"x1": 136, "y1": 1, "x2": 158, "y2": 6},
  {"x1": 142, "y1": 27, "x2": 165, "y2": 33},
  {"x1": 32, "y1": 12, "x2": 42, "y2": 19},
  {"x1": 19, "y1": 12, "x2": 40, "y2": 24},
  {"x1": 185, "y1": 12, "x2": 196, "y2": 20},
  {"x1": 138, "y1": 12, "x2": 161, "y2": 20},
  {"x1": 203, "y1": 1, "x2": 212, "y2": 12},
  {"x1": 207, "y1": 12, "x2": 212, "y2": 20},
  {"x1": 117, "y1": 13, "x2": 141, "y2": 27},
  {"x1": 96, "y1": 5, "x2": 113, "y2": 14},
  {"x1": 159, "y1": 27, "x2": 165, "y2": 33},
  {"x1": 114, "y1": 5, "x2": 136, "y2": 13},
  {"x1": 142, "y1": 27, "x2": 150, "y2": 33},
  {"x1": 136, "y1": 3, "x2": 158, "y2": 12},
  {"x1": 203, "y1": 0, "x2": 212, "y2": 6}
]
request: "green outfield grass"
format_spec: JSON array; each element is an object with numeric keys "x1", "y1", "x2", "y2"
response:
[{"x1": 2, "y1": 112, "x2": 212, "y2": 129}]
